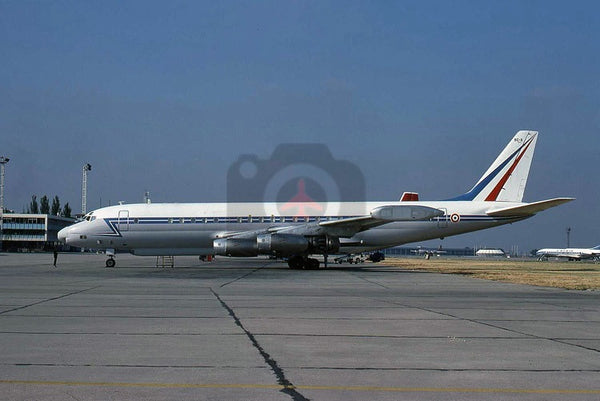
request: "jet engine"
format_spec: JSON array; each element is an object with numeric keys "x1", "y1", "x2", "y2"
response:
[
  {"x1": 257, "y1": 233, "x2": 309, "y2": 255},
  {"x1": 307, "y1": 235, "x2": 340, "y2": 254},
  {"x1": 213, "y1": 238, "x2": 258, "y2": 257},
  {"x1": 213, "y1": 234, "x2": 340, "y2": 257}
]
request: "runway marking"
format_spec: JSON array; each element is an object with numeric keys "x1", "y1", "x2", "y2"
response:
[{"x1": 1, "y1": 380, "x2": 600, "y2": 394}]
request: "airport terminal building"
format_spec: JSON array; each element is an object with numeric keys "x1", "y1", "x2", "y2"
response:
[{"x1": 0, "y1": 213, "x2": 76, "y2": 252}]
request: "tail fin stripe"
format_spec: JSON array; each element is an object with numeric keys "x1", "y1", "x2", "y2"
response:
[
  {"x1": 484, "y1": 139, "x2": 534, "y2": 201},
  {"x1": 446, "y1": 140, "x2": 528, "y2": 201}
]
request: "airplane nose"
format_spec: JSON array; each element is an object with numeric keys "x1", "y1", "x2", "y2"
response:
[{"x1": 58, "y1": 227, "x2": 69, "y2": 243}]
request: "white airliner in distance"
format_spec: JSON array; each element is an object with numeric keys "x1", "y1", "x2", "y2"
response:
[
  {"x1": 58, "y1": 130, "x2": 574, "y2": 268},
  {"x1": 536, "y1": 246, "x2": 600, "y2": 261}
]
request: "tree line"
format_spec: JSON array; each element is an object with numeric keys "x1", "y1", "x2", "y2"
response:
[{"x1": 25, "y1": 195, "x2": 72, "y2": 218}]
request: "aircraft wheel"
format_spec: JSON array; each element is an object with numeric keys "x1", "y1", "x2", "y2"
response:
[
  {"x1": 287, "y1": 256, "x2": 304, "y2": 269},
  {"x1": 304, "y1": 258, "x2": 320, "y2": 270},
  {"x1": 106, "y1": 258, "x2": 116, "y2": 268}
]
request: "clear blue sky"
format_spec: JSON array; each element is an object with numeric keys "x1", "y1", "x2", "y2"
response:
[{"x1": 1, "y1": 1, "x2": 598, "y2": 252}]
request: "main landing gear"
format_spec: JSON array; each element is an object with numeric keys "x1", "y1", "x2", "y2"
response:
[{"x1": 287, "y1": 255, "x2": 321, "y2": 270}]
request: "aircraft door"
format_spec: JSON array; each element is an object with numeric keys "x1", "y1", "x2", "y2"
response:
[
  {"x1": 437, "y1": 208, "x2": 448, "y2": 228},
  {"x1": 118, "y1": 210, "x2": 129, "y2": 231}
]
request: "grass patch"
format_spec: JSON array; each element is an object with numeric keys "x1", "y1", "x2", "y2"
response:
[{"x1": 379, "y1": 258, "x2": 600, "y2": 290}]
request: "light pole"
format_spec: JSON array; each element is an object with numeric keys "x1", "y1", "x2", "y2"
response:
[
  {"x1": 566, "y1": 227, "x2": 571, "y2": 248},
  {"x1": 82, "y1": 163, "x2": 92, "y2": 215},
  {"x1": 0, "y1": 156, "x2": 10, "y2": 251}
]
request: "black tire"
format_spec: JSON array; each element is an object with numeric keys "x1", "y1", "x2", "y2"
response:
[
  {"x1": 305, "y1": 258, "x2": 320, "y2": 270},
  {"x1": 287, "y1": 256, "x2": 304, "y2": 269},
  {"x1": 106, "y1": 258, "x2": 116, "y2": 268}
]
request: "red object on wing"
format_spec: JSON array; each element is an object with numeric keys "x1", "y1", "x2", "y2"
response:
[{"x1": 400, "y1": 192, "x2": 419, "y2": 202}]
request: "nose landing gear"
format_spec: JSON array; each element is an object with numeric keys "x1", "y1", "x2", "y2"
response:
[{"x1": 105, "y1": 248, "x2": 116, "y2": 268}]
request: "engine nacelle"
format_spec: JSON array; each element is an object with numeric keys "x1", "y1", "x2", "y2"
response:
[
  {"x1": 214, "y1": 234, "x2": 340, "y2": 257},
  {"x1": 213, "y1": 238, "x2": 258, "y2": 257},
  {"x1": 307, "y1": 235, "x2": 340, "y2": 254},
  {"x1": 257, "y1": 233, "x2": 309, "y2": 256}
]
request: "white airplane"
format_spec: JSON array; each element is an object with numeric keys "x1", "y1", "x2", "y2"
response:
[
  {"x1": 59, "y1": 130, "x2": 573, "y2": 268},
  {"x1": 536, "y1": 246, "x2": 600, "y2": 261},
  {"x1": 411, "y1": 246, "x2": 447, "y2": 258}
]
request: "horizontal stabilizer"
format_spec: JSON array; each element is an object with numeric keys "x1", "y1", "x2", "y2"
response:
[{"x1": 486, "y1": 198, "x2": 575, "y2": 217}]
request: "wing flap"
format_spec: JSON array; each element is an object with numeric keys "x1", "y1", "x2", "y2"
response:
[{"x1": 486, "y1": 197, "x2": 574, "y2": 217}]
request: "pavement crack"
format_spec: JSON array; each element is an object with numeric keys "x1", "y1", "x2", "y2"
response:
[
  {"x1": 219, "y1": 264, "x2": 268, "y2": 288},
  {"x1": 345, "y1": 272, "x2": 390, "y2": 289},
  {"x1": 0, "y1": 286, "x2": 101, "y2": 315},
  {"x1": 368, "y1": 296, "x2": 600, "y2": 355},
  {"x1": 211, "y1": 288, "x2": 310, "y2": 401}
]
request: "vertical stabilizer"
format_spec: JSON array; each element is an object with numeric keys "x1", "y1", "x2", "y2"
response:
[{"x1": 449, "y1": 130, "x2": 538, "y2": 202}]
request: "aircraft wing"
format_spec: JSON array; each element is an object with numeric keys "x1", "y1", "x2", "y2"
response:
[
  {"x1": 486, "y1": 197, "x2": 574, "y2": 217},
  {"x1": 285, "y1": 205, "x2": 443, "y2": 237},
  {"x1": 224, "y1": 205, "x2": 444, "y2": 239}
]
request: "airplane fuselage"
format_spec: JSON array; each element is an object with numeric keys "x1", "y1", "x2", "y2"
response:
[
  {"x1": 60, "y1": 200, "x2": 527, "y2": 256},
  {"x1": 536, "y1": 247, "x2": 600, "y2": 260},
  {"x1": 57, "y1": 130, "x2": 574, "y2": 268}
]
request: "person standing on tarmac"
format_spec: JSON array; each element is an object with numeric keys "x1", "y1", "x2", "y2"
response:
[{"x1": 53, "y1": 250, "x2": 58, "y2": 267}]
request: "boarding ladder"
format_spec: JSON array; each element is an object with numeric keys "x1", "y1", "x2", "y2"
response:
[{"x1": 156, "y1": 255, "x2": 175, "y2": 268}]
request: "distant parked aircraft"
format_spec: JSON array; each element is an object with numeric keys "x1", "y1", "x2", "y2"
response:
[
  {"x1": 536, "y1": 246, "x2": 600, "y2": 261},
  {"x1": 411, "y1": 246, "x2": 447, "y2": 258}
]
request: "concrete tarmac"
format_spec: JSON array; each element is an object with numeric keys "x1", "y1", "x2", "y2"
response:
[{"x1": 0, "y1": 252, "x2": 599, "y2": 400}]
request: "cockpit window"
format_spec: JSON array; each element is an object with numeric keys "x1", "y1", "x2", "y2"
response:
[{"x1": 83, "y1": 212, "x2": 94, "y2": 221}]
